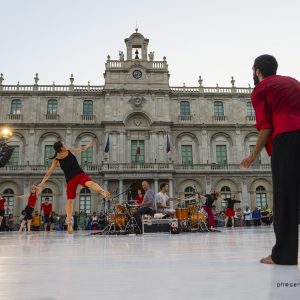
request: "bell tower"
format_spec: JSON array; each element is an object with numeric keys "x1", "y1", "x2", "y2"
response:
[
  {"x1": 103, "y1": 30, "x2": 170, "y2": 90},
  {"x1": 125, "y1": 28, "x2": 149, "y2": 61}
]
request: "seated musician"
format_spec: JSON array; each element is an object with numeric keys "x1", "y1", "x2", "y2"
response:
[
  {"x1": 155, "y1": 183, "x2": 176, "y2": 218},
  {"x1": 133, "y1": 181, "x2": 155, "y2": 233}
]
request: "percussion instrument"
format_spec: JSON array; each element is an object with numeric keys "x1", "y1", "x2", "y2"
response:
[
  {"x1": 175, "y1": 208, "x2": 188, "y2": 221},
  {"x1": 108, "y1": 213, "x2": 126, "y2": 226}
]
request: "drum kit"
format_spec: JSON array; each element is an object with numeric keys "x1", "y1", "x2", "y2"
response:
[
  {"x1": 91, "y1": 192, "x2": 210, "y2": 235},
  {"x1": 175, "y1": 197, "x2": 209, "y2": 232}
]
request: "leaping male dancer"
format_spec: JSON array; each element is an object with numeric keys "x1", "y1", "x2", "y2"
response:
[{"x1": 38, "y1": 140, "x2": 110, "y2": 234}]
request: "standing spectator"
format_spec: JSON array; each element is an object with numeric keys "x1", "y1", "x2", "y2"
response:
[
  {"x1": 78, "y1": 211, "x2": 87, "y2": 230},
  {"x1": 252, "y1": 207, "x2": 262, "y2": 226},
  {"x1": 91, "y1": 212, "x2": 99, "y2": 230},
  {"x1": 243, "y1": 206, "x2": 252, "y2": 227},
  {"x1": 73, "y1": 211, "x2": 79, "y2": 231},
  {"x1": 0, "y1": 194, "x2": 10, "y2": 229},
  {"x1": 234, "y1": 207, "x2": 243, "y2": 227},
  {"x1": 41, "y1": 197, "x2": 52, "y2": 231}
]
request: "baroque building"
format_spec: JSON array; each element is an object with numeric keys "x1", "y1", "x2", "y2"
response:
[{"x1": 0, "y1": 30, "x2": 272, "y2": 215}]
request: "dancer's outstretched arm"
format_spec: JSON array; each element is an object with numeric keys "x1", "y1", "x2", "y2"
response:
[
  {"x1": 70, "y1": 140, "x2": 95, "y2": 154},
  {"x1": 38, "y1": 160, "x2": 59, "y2": 188}
]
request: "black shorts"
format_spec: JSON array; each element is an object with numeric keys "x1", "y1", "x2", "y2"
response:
[
  {"x1": 24, "y1": 206, "x2": 34, "y2": 221},
  {"x1": 0, "y1": 210, "x2": 4, "y2": 217},
  {"x1": 44, "y1": 214, "x2": 51, "y2": 223}
]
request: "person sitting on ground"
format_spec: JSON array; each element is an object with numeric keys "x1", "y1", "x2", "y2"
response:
[{"x1": 32, "y1": 211, "x2": 42, "y2": 231}]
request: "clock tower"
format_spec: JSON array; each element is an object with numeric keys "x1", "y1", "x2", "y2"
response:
[{"x1": 103, "y1": 29, "x2": 170, "y2": 90}]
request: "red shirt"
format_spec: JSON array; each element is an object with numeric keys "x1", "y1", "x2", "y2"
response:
[
  {"x1": 0, "y1": 198, "x2": 6, "y2": 210},
  {"x1": 41, "y1": 203, "x2": 52, "y2": 215},
  {"x1": 27, "y1": 193, "x2": 38, "y2": 208},
  {"x1": 134, "y1": 194, "x2": 144, "y2": 205},
  {"x1": 251, "y1": 75, "x2": 300, "y2": 155}
]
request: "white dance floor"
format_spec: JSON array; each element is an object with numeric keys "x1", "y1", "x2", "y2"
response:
[{"x1": 0, "y1": 227, "x2": 299, "y2": 300}]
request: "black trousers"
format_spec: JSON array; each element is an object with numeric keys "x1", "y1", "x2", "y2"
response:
[
  {"x1": 134, "y1": 207, "x2": 153, "y2": 233},
  {"x1": 271, "y1": 130, "x2": 300, "y2": 265}
]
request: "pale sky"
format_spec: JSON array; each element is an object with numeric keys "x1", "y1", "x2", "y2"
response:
[{"x1": 0, "y1": 0, "x2": 299, "y2": 87}]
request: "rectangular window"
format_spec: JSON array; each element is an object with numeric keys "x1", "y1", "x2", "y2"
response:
[
  {"x1": 256, "y1": 193, "x2": 267, "y2": 209},
  {"x1": 216, "y1": 145, "x2": 227, "y2": 164},
  {"x1": 131, "y1": 140, "x2": 145, "y2": 163},
  {"x1": 11, "y1": 99, "x2": 22, "y2": 114},
  {"x1": 83, "y1": 100, "x2": 93, "y2": 115},
  {"x1": 44, "y1": 145, "x2": 55, "y2": 166},
  {"x1": 249, "y1": 145, "x2": 261, "y2": 165},
  {"x1": 79, "y1": 195, "x2": 91, "y2": 214},
  {"x1": 214, "y1": 101, "x2": 224, "y2": 116},
  {"x1": 81, "y1": 146, "x2": 93, "y2": 166},
  {"x1": 8, "y1": 146, "x2": 20, "y2": 166},
  {"x1": 181, "y1": 145, "x2": 193, "y2": 164},
  {"x1": 180, "y1": 101, "x2": 191, "y2": 116},
  {"x1": 47, "y1": 99, "x2": 58, "y2": 114},
  {"x1": 246, "y1": 101, "x2": 255, "y2": 116}
]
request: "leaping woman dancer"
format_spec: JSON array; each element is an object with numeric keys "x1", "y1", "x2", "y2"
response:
[{"x1": 38, "y1": 140, "x2": 110, "y2": 234}]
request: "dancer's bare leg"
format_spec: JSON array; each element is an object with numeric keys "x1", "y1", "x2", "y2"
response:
[
  {"x1": 85, "y1": 181, "x2": 110, "y2": 197},
  {"x1": 66, "y1": 200, "x2": 74, "y2": 234},
  {"x1": 0, "y1": 216, "x2": 3, "y2": 227},
  {"x1": 27, "y1": 220, "x2": 32, "y2": 234},
  {"x1": 19, "y1": 220, "x2": 26, "y2": 233},
  {"x1": 231, "y1": 217, "x2": 235, "y2": 227},
  {"x1": 225, "y1": 216, "x2": 228, "y2": 227}
]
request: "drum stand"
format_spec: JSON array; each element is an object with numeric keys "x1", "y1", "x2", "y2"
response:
[{"x1": 123, "y1": 204, "x2": 141, "y2": 234}]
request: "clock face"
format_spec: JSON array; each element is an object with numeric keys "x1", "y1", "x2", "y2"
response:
[{"x1": 132, "y1": 70, "x2": 142, "y2": 79}]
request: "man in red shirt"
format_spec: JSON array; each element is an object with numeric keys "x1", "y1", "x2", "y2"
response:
[
  {"x1": 0, "y1": 194, "x2": 10, "y2": 228},
  {"x1": 241, "y1": 54, "x2": 300, "y2": 265},
  {"x1": 41, "y1": 197, "x2": 52, "y2": 231}
]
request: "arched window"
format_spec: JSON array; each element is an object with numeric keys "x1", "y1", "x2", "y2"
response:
[
  {"x1": 256, "y1": 186, "x2": 267, "y2": 209},
  {"x1": 184, "y1": 186, "x2": 195, "y2": 198},
  {"x1": 11, "y1": 99, "x2": 22, "y2": 114},
  {"x1": 83, "y1": 100, "x2": 93, "y2": 115},
  {"x1": 79, "y1": 188, "x2": 91, "y2": 214},
  {"x1": 180, "y1": 101, "x2": 191, "y2": 116},
  {"x1": 47, "y1": 99, "x2": 58, "y2": 115},
  {"x1": 214, "y1": 101, "x2": 224, "y2": 116},
  {"x1": 41, "y1": 188, "x2": 53, "y2": 204},
  {"x1": 3, "y1": 188, "x2": 14, "y2": 215},
  {"x1": 44, "y1": 145, "x2": 55, "y2": 166},
  {"x1": 220, "y1": 186, "x2": 231, "y2": 209}
]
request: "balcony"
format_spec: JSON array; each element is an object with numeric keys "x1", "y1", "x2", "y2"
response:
[
  {"x1": 212, "y1": 115, "x2": 227, "y2": 122},
  {"x1": 45, "y1": 114, "x2": 59, "y2": 120},
  {"x1": 7, "y1": 113, "x2": 23, "y2": 120},
  {"x1": 246, "y1": 115, "x2": 256, "y2": 122},
  {"x1": 178, "y1": 115, "x2": 192, "y2": 123},
  {"x1": 81, "y1": 114, "x2": 95, "y2": 122},
  {"x1": 0, "y1": 163, "x2": 271, "y2": 176}
]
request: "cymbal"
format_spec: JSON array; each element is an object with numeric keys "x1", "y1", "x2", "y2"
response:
[{"x1": 184, "y1": 197, "x2": 196, "y2": 201}]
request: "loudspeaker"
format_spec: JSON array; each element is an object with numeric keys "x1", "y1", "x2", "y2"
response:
[{"x1": 0, "y1": 143, "x2": 15, "y2": 167}]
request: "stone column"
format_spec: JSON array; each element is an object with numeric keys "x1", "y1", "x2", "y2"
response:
[
  {"x1": 241, "y1": 177, "x2": 249, "y2": 208},
  {"x1": 118, "y1": 179, "x2": 124, "y2": 203},
  {"x1": 154, "y1": 179, "x2": 158, "y2": 194},
  {"x1": 103, "y1": 180, "x2": 109, "y2": 212},
  {"x1": 169, "y1": 178, "x2": 174, "y2": 197}
]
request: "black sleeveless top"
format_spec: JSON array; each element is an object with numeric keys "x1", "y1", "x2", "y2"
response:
[
  {"x1": 56, "y1": 150, "x2": 84, "y2": 182},
  {"x1": 204, "y1": 194, "x2": 216, "y2": 207}
]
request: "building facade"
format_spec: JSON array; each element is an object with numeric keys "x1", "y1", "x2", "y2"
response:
[{"x1": 0, "y1": 30, "x2": 272, "y2": 216}]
